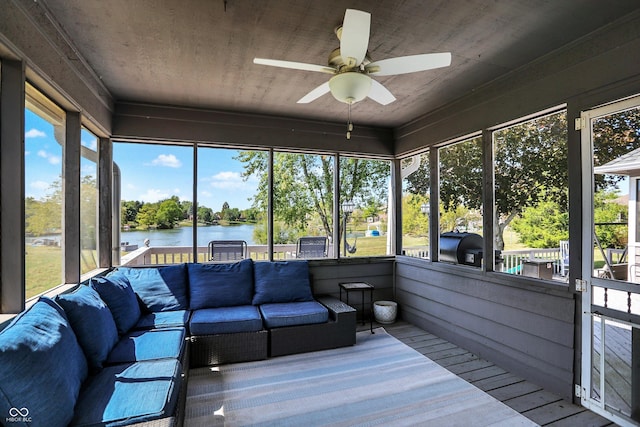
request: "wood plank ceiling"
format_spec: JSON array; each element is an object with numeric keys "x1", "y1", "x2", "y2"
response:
[{"x1": 41, "y1": 0, "x2": 640, "y2": 127}]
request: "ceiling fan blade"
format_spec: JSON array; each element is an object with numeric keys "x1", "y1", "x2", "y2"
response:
[
  {"x1": 297, "y1": 81, "x2": 331, "y2": 103},
  {"x1": 340, "y1": 9, "x2": 370, "y2": 67},
  {"x1": 366, "y1": 52, "x2": 452, "y2": 76},
  {"x1": 368, "y1": 80, "x2": 396, "y2": 105},
  {"x1": 253, "y1": 58, "x2": 335, "y2": 74}
]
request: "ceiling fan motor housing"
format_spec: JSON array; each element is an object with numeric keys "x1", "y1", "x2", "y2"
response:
[{"x1": 329, "y1": 72, "x2": 372, "y2": 104}]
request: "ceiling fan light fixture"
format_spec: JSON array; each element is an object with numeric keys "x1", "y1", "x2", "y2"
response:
[{"x1": 328, "y1": 72, "x2": 371, "y2": 104}]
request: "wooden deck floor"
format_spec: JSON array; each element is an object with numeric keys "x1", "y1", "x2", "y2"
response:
[{"x1": 376, "y1": 320, "x2": 617, "y2": 427}]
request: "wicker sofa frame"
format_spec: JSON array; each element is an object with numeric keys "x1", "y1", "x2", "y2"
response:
[
  {"x1": 268, "y1": 296, "x2": 356, "y2": 357},
  {"x1": 189, "y1": 295, "x2": 356, "y2": 366}
]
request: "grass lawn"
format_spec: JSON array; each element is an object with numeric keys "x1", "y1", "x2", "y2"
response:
[
  {"x1": 26, "y1": 245, "x2": 97, "y2": 299},
  {"x1": 342, "y1": 235, "x2": 389, "y2": 257},
  {"x1": 26, "y1": 246, "x2": 63, "y2": 298}
]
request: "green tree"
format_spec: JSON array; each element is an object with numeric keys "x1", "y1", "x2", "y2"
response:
[
  {"x1": 181, "y1": 200, "x2": 193, "y2": 220},
  {"x1": 592, "y1": 190, "x2": 627, "y2": 249},
  {"x1": 237, "y1": 152, "x2": 390, "y2": 243},
  {"x1": 221, "y1": 201, "x2": 230, "y2": 216},
  {"x1": 80, "y1": 175, "x2": 98, "y2": 249},
  {"x1": 197, "y1": 206, "x2": 214, "y2": 224},
  {"x1": 121, "y1": 200, "x2": 142, "y2": 224},
  {"x1": 155, "y1": 199, "x2": 182, "y2": 228},
  {"x1": 25, "y1": 179, "x2": 62, "y2": 236},
  {"x1": 511, "y1": 198, "x2": 569, "y2": 248},
  {"x1": 26, "y1": 197, "x2": 61, "y2": 236},
  {"x1": 223, "y1": 207, "x2": 241, "y2": 222},
  {"x1": 253, "y1": 220, "x2": 301, "y2": 245},
  {"x1": 402, "y1": 193, "x2": 429, "y2": 237},
  {"x1": 242, "y1": 207, "x2": 260, "y2": 222},
  {"x1": 136, "y1": 203, "x2": 158, "y2": 227}
]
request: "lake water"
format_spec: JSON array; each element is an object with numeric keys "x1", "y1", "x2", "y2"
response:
[{"x1": 120, "y1": 224, "x2": 257, "y2": 247}]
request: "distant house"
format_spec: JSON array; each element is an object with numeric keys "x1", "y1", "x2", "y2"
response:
[{"x1": 594, "y1": 147, "x2": 640, "y2": 282}]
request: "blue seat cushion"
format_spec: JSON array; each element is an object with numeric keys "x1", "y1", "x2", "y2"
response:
[
  {"x1": 117, "y1": 264, "x2": 189, "y2": 312},
  {"x1": 190, "y1": 305, "x2": 263, "y2": 335},
  {"x1": 188, "y1": 259, "x2": 254, "y2": 310},
  {"x1": 92, "y1": 273, "x2": 142, "y2": 335},
  {"x1": 71, "y1": 358, "x2": 182, "y2": 427},
  {"x1": 259, "y1": 301, "x2": 329, "y2": 328},
  {"x1": 252, "y1": 261, "x2": 314, "y2": 305},
  {"x1": 106, "y1": 327, "x2": 186, "y2": 365},
  {"x1": 0, "y1": 298, "x2": 88, "y2": 427},
  {"x1": 56, "y1": 285, "x2": 119, "y2": 370},
  {"x1": 134, "y1": 310, "x2": 190, "y2": 331}
]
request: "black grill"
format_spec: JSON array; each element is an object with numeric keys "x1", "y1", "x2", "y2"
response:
[{"x1": 439, "y1": 232, "x2": 484, "y2": 266}]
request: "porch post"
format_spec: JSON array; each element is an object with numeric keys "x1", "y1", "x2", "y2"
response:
[
  {"x1": 0, "y1": 60, "x2": 26, "y2": 312},
  {"x1": 633, "y1": 327, "x2": 640, "y2": 421},
  {"x1": 482, "y1": 129, "x2": 495, "y2": 272},
  {"x1": 98, "y1": 137, "x2": 113, "y2": 268},
  {"x1": 63, "y1": 112, "x2": 81, "y2": 284},
  {"x1": 334, "y1": 153, "x2": 340, "y2": 258},
  {"x1": 429, "y1": 148, "x2": 439, "y2": 261}
]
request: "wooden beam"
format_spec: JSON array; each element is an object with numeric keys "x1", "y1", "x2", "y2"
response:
[
  {"x1": 391, "y1": 158, "x2": 402, "y2": 255},
  {"x1": 63, "y1": 112, "x2": 81, "y2": 284},
  {"x1": 429, "y1": 148, "x2": 439, "y2": 262},
  {"x1": 98, "y1": 137, "x2": 112, "y2": 268},
  {"x1": 482, "y1": 129, "x2": 494, "y2": 272},
  {"x1": 113, "y1": 103, "x2": 394, "y2": 157},
  {"x1": 0, "y1": 60, "x2": 26, "y2": 313}
]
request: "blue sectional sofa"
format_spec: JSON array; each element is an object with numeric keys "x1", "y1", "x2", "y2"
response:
[{"x1": 0, "y1": 260, "x2": 356, "y2": 427}]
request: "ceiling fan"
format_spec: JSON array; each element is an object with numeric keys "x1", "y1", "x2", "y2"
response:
[{"x1": 253, "y1": 8, "x2": 452, "y2": 107}]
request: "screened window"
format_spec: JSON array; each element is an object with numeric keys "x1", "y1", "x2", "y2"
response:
[
  {"x1": 592, "y1": 105, "x2": 640, "y2": 286},
  {"x1": 438, "y1": 136, "x2": 483, "y2": 266},
  {"x1": 493, "y1": 110, "x2": 568, "y2": 278},
  {"x1": 24, "y1": 85, "x2": 65, "y2": 298},
  {"x1": 271, "y1": 152, "x2": 335, "y2": 259},
  {"x1": 198, "y1": 147, "x2": 264, "y2": 260},
  {"x1": 113, "y1": 142, "x2": 194, "y2": 265},
  {"x1": 80, "y1": 128, "x2": 98, "y2": 273},
  {"x1": 339, "y1": 157, "x2": 391, "y2": 257},
  {"x1": 401, "y1": 152, "x2": 430, "y2": 258}
]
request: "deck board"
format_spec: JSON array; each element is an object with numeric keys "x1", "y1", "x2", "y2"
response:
[
  {"x1": 373, "y1": 320, "x2": 617, "y2": 426},
  {"x1": 487, "y1": 381, "x2": 543, "y2": 402},
  {"x1": 504, "y1": 390, "x2": 563, "y2": 412},
  {"x1": 473, "y1": 373, "x2": 524, "y2": 391}
]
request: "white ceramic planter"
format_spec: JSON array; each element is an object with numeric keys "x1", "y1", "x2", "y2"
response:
[{"x1": 373, "y1": 300, "x2": 397, "y2": 324}]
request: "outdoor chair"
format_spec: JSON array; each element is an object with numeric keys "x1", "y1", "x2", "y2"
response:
[
  {"x1": 296, "y1": 236, "x2": 328, "y2": 259},
  {"x1": 208, "y1": 240, "x2": 248, "y2": 261},
  {"x1": 559, "y1": 240, "x2": 569, "y2": 276}
]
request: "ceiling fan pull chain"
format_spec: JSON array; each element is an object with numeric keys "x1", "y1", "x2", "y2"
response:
[{"x1": 346, "y1": 102, "x2": 354, "y2": 140}]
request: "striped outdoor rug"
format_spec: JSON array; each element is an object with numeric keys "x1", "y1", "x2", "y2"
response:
[{"x1": 184, "y1": 328, "x2": 538, "y2": 426}]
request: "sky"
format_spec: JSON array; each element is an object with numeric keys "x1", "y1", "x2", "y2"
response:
[
  {"x1": 114, "y1": 143, "x2": 259, "y2": 211},
  {"x1": 25, "y1": 108, "x2": 259, "y2": 211}
]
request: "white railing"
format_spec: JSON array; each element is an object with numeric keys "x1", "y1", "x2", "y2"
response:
[
  {"x1": 499, "y1": 248, "x2": 561, "y2": 274},
  {"x1": 402, "y1": 246, "x2": 430, "y2": 259},
  {"x1": 120, "y1": 244, "x2": 333, "y2": 266},
  {"x1": 402, "y1": 246, "x2": 562, "y2": 274}
]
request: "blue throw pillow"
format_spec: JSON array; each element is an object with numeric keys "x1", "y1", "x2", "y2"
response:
[
  {"x1": 118, "y1": 264, "x2": 189, "y2": 312},
  {"x1": 56, "y1": 285, "x2": 119, "y2": 371},
  {"x1": 252, "y1": 261, "x2": 314, "y2": 304},
  {"x1": 0, "y1": 297, "x2": 88, "y2": 427},
  {"x1": 188, "y1": 259, "x2": 254, "y2": 310},
  {"x1": 91, "y1": 273, "x2": 141, "y2": 335}
]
